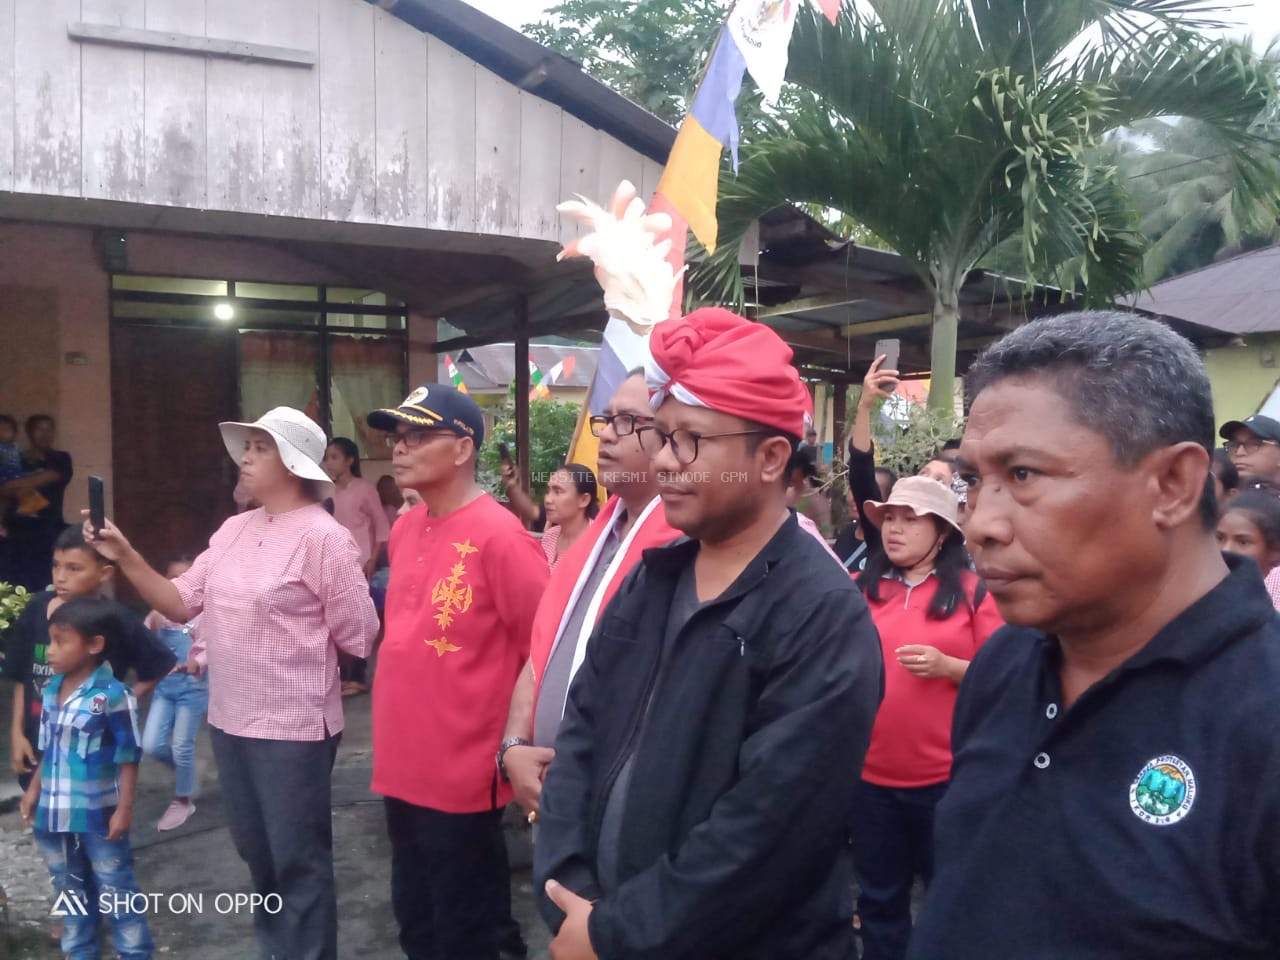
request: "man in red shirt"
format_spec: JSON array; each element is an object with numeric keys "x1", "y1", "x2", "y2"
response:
[{"x1": 369, "y1": 383, "x2": 549, "y2": 960}]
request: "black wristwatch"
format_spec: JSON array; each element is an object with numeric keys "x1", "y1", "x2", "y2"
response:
[{"x1": 497, "y1": 737, "x2": 531, "y2": 782}]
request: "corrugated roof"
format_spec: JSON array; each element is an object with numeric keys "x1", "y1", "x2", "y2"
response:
[{"x1": 1129, "y1": 245, "x2": 1280, "y2": 335}]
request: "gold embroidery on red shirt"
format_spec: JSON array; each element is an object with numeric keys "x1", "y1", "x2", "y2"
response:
[{"x1": 426, "y1": 539, "x2": 478, "y2": 656}]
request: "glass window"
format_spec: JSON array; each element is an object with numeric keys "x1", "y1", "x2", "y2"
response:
[
  {"x1": 238, "y1": 332, "x2": 322, "y2": 422},
  {"x1": 112, "y1": 275, "x2": 228, "y2": 296},
  {"x1": 327, "y1": 287, "x2": 398, "y2": 307},
  {"x1": 111, "y1": 301, "x2": 224, "y2": 323},
  {"x1": 236, "y1": 281, "x2": 320, "y2": 302},
  {"x1": 324, "y1": 312, "x2": 405, "y2": 331},
  {"x1": 329, "y1": 334, "x2": 406, "y2": 461},
  {"x1": 234, "y1": 306, "x2": 321, "y2": 328}
]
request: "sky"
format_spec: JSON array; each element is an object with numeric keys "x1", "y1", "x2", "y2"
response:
[{"x1": 461, "y1": 0, "x2": 1280, "y2": 48}]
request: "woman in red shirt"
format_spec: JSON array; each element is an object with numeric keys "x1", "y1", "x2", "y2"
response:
[{"x1": 854, "y1": 475, "x2": 1003, "y2": 960}]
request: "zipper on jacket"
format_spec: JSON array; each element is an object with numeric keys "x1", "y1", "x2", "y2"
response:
[{"x1": 591, "y1": 640, "x2": 664, "y2": 832}]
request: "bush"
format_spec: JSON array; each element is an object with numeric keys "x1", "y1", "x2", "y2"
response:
[
  {"x1": 477, "y1": 397, "x2": 582, "y2": 501},
  {"x1": 872, "y1": 403, "x2": 964, "y2": 477}
]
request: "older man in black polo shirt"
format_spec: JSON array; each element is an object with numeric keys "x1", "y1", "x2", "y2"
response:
[{"x1": 911, "y1": 311, "x2": 1280, "y2": 959}]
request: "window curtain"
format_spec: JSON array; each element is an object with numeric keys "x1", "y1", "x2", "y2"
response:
[
  {"x1": 330, "y1": 334, "x2": 405, "y2": 461},
  {"x1": 239, "y1": 332, "x2": 321, "y2": 422}
]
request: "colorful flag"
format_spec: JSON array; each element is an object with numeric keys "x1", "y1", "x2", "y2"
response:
[
  {"x1": 729, "y1": 0, "x2": 801, "y2": 106},
  {"x1": 529, "y1": 360, "x2": 552, "y2": 401},
  {"x1": 655, "y1": 27, "x2": 745, "y2": 254},
  {"x1": 444, "y1": 354, "x2": 469, "y2": 394},
  {"x1": 546, "y1": 355, "x2": 577, "y2": 385}
]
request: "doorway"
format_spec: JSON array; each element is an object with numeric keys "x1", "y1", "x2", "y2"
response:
[{"x1": 110, "y1": 324, "x2": 240, "y2": 573}]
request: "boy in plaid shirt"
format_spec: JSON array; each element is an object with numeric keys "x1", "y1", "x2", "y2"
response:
[{"x1": 20, "y1": 597, "x2": 153, "y2": 959}]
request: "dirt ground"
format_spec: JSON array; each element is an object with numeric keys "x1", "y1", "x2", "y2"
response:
[{"x1": 0, "y1": 683, "x2": 551, "y2": 959}]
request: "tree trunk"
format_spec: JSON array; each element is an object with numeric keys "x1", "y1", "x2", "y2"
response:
[{"x1": 927, "y1": 284, "x2": 961, "y2": 415}]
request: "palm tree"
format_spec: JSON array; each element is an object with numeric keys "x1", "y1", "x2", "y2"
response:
[
  {"x1": 1116, "y1": 113, "x2": 1280, "y2": 283},
  {"x1": 692, "y1": 1, "x2": 1280, "y2": 412}
]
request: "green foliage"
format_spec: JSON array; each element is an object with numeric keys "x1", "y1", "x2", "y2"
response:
[
  {"x1": 0, "y1": 581, "x2": 31, "y2": 635},
  {"x1": 872, "y1": 404, "x2": 965, "y2": 478},
  {"x1": 689, "y1": 3, "x2": 1280, "y2": 411},
  {"x1": 477, "y1": 398, "x2": 582, "y2": 500},
  {"x1": 1110, "y1": 111, "x2": 1280, "y2": 283},
  {"x1": 524, "y1": 0, "x2": 726, "y2": 126}
]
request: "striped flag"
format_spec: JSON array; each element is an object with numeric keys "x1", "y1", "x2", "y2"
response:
[
  {"x1": 529, "y1": 360, "x2": 551, "y2": 401},
  {"x1": 444, "y1": 354, "x2": 469, "y2": 395},
  {"x1": 563, "y1": 1, "x2": 839, "y2": 469},
  {"x1": 655, "y1": 0, "x2": 820, "y2": 252}
]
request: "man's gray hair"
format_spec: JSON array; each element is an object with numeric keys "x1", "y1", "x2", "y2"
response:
[{"x1": 967, "y1": 310, "x2": 1217, "y2": 525}]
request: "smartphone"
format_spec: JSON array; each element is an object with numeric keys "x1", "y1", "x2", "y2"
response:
[
  {"x1": 88, "y1": 475, "x2": 105, "y2": 535},
  {"x1": 497, "y1": 442, "x2": 512, "y2": 463},
  {"x1": 874, "y1": 338, "x2": 901, "y2": 372}
]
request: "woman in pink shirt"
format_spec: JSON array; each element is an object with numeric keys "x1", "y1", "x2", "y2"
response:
[
  {"x1": 323, "y1": 437, "x2": 390, "y2": 696},
  {"x1": 86, "y1": 406, "x2": 379, "y2": 960}
]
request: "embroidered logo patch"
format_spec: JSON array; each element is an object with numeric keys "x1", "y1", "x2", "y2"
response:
[
  {"x1": 89, "y1": 693, "x2": 108, "y2": 716},
  {"x1": 403, "y1": 386, "x2": 429, "y2": 406},
  {"x1": 1129, "y1": 755, "x2": 1196, "y2": 826}
]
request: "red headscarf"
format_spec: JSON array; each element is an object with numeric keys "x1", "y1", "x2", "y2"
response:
[{"x1": 645, "y1": 307, "x2": 810, "y2": 438}]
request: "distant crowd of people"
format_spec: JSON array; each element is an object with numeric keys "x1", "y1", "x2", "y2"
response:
[
  {"x1": 4, "y1": 306, "x2": 1280, "y2": 960},
  {"x1": 0, "y1": 413, "x2": 73, "y2": 591}
]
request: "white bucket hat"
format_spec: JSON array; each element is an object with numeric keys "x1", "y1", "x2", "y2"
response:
[{"x1": 218, "y1": 407, "x2": 334, "y2": 497}]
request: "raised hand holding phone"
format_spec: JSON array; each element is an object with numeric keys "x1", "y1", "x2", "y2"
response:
[
  {"x1": 88, "y1": 475, "x2": 105, "y2": 535},
  {"x1": 861, "y1": 354, "x2": 901, "y2": 408}
]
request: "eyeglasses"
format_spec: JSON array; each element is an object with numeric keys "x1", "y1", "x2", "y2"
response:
[
  {"x1": 1223, "y1": 439, "x2": 1278, "y2": 456},
  {"x1": 589, "y1": 413, "x2": 652, "y2": 438},
  {"x1": 385, "y1": 428, "x2": 457, "y2": 450},
  {"x1": 636, "y1": 426, "x2": 769, "y2": 466}
]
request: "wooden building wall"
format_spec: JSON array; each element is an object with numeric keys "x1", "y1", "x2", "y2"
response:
[{"x1": 3, "y1": 0, "x2": 665, "y2": 245}]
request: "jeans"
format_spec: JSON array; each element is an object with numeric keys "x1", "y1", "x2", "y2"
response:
[
  {"x1": 384, "y1": 798, "x2": 525, "y2": 960},
  {"x1": 33, "y1": 829, "x2": 153, "y2": 960},
  {"x1": 142, "y1": 681, "x2": 208, "y2": 798},
  {"x1": 210, "y1": 726, "x2": 341, "y2": 960},
  {"x1": 850, "y1": 779, "x2": 948, "y2": 960}
]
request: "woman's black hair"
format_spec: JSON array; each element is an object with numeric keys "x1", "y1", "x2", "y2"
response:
[
  {"x1": 48, "y1": 597, "x2": 122, "y2": 664},
  {"x1": 1222, "y1": 489, "x2": 1280, "y2": 552},
  {"x1": 858, "y1": 516, "x2": 975, "y2": 619},
  {"x1": 1211, "y1": 448, "x2": 1239, "y2": 494},
  {"x1": 558, "y1": 463, "x2": 600, "y2": 520},
  {"x1": 0, "y1": 414, "x2": 16, "y2": 431},
  {"x1": 328, "y1": 437, "x2": 362, "y2": 477}
]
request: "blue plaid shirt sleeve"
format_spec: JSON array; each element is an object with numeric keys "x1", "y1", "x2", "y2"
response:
[
  {"x1": 36, "y1": 701, "x2": 51, "y2": 752},
  {"x1": 107, "y1": 687, "x2": 142, "y2": 766}
]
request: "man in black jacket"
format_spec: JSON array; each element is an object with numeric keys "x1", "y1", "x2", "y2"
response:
[{"x1": 535, "y1": 308, "x2": 883, "y2": 960}]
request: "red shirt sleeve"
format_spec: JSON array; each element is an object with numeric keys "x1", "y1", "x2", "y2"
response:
[{"x1": 485, "y1": 529, "x2": 550, "y2": 662}]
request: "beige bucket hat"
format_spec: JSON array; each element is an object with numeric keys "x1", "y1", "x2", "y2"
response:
[
  {"x1": 218, "y1": 406, "x2": 334, "y2": 498},
  {"x1": 864, "y1": 475, "x2": 962, "y2": 536}
]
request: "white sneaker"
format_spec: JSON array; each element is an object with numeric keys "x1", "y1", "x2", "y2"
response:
[{"x1": 157, "y1": 800, "x2": 196, "y2": 831}]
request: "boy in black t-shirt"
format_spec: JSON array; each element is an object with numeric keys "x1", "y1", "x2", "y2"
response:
[{"x1": 3, "y1": 527, "x2": 175, "y2": 789}]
